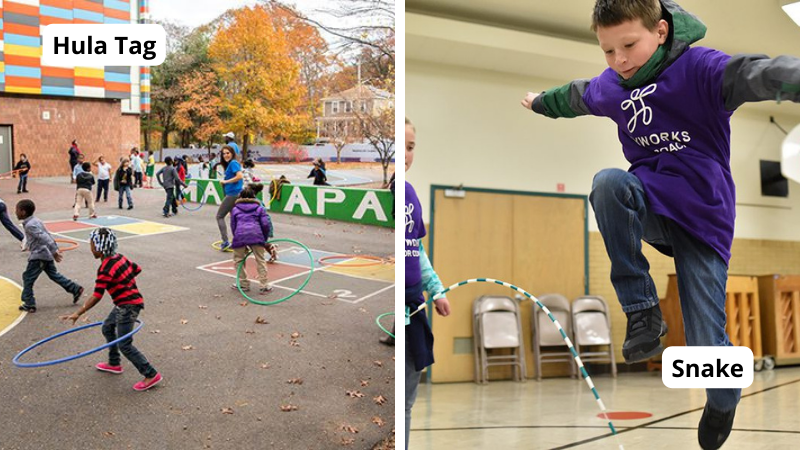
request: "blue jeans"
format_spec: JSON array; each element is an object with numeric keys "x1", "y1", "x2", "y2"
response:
[
  {"x1": 102, "y1": 304, "x2": 157, "y2": 378},
  {"x1": 17, "y1": 174, "x2": 28, "y2": 192},
  {"x1": 589, "y1": 168, "x2": 740, "y2": 412},
  {"x1": 118, "y1": 185, "x2": 133, "y2": 208},
  {"x1": 21, "y1": 259, "x2": 81, "y2": 307},
  {"x1": 163, "y1": 187, "x2": 177, "y2": 215}
]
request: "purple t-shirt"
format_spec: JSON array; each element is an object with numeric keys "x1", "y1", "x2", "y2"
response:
[
  {"x1": 405, "y1": 181, "x2": 425, "y2": 288},
  {"x1": 583, "y1": 46, "x2": 735, "y2": 262}
]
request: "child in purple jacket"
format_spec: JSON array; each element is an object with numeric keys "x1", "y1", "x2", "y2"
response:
[{"x1": 230, "y1": 183, "x2": 274, "y2": 294}]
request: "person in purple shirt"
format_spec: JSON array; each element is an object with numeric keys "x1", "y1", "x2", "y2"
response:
[
  {"x1": 521, "y1": 1, "x2": 800, "y2": 448},
  {"x1": 405, "y1": 117, "x2": 451, "y2": 450}
]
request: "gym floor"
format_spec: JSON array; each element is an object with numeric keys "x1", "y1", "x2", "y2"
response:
[
  {"x1": 409, "y1": 366, "x2": 800, "y2": 449},
  {"x1": 0, "y1": 177, "x2": 396, "y2": 449}
]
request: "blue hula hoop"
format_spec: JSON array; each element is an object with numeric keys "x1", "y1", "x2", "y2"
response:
[
  {"x1": 13, "y1": 319, "x2": 144, "y2": 368},
  {"x1": 180, "y1": 180, "x2": 205, "y2": 211}
]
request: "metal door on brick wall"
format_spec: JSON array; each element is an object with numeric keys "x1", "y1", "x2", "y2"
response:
[{"x1": 0, "y1": 127, "x2": 12, "y2": 175}]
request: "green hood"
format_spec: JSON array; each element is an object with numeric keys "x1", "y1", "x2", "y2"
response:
[{"x1": 619, "y1": 0, "x2": 707, "y2": 88}]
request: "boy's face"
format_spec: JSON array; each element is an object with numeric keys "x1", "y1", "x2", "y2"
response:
[
  {"x1": 90, "y1": 240, "x2": 103, "y2": 259},
  {"x1": 405, "y1": 125, "x2": 415, "y2": 172},
  {"x1": 15, "y1": 205, "x2": 26, "y2": 220},
  {"x1": 596, "y1": 18, "x2": 668, "y2": 80}
]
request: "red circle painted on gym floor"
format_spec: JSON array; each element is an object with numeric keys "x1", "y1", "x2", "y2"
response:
[{"x1": 598, "y1": 411, "x2": 653, "y2": 420}]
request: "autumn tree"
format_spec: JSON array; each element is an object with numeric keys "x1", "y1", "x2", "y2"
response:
[
  {"x1": 354, "y1": 106, "x2": 394, "y2": 183},
  {"x1": 209, "y1": 5, "x2": 310, "y2": 158},
  {"x1": 174, "y1": 71, "x2": 225, "y2": 153}
]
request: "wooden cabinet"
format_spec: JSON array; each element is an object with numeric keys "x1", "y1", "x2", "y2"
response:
[
  {"x1": 660, "y1": 274, "x2": 762, "y2": 359},
  {"x1": 757, "y1": 275, "x2": 800, "y2": 366}
]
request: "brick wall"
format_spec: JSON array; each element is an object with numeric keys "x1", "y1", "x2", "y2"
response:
[
  {"x1": 589, "y1": 232, "x2": 800, "y2": 362},
  {"x1": 0, "y1": 94, "x2": 140, "y2": 177}
]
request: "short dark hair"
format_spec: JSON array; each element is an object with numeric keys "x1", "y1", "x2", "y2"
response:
[
  {"x1": 82, "y1": 162, "x2": 91, "y2": 171},
  {"x1": 16, "y1": 199, "x2": 35, "y2": 216},
  {"x1": 165, "y1": 156, "x2": 173, "y2": 164},
  {"x1": 239, "y1": 183, "x2": 264, "y2": 199},
  {"x1": 591, "y1": 0, "x2": 662, "y2": 32}
]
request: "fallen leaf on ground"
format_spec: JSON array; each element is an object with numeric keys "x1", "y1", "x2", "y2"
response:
[
  {"x1": 327, "y1": 294, "x2": 338, "y2": 299},
  {"x1": 198, "y1": 305, "x2": 208, "y2": 309},
  {"x1": 341, "y1": 424, "x2": 358, "y2": 434},
  {"x1": 221, "y1": 407, "x2": 234, "y2": 414},
  {"x1": 150, "y1": 330, "x2": 161, "y2": 334},
  {"x1": 373, "y1": 360, "x2": 383, "y2": 368},
  {"x1": 280, "y1": 404, "x2": 298, "y2": 412},
  {"x1": 213, "y1": 294, "x2": 223, "y2": 298},
  {"x1": 373, "y1": 395, "x2": 387, "y2": 405},
  {"x1": 180, "y1": 319, "x2": 188, "y2": 325},
  {"x1": 255, "y1": 316, "x2": 268, "y2": 324},
  {"x1": 290, "y1": 332, "x2": 301, "y2": 339},
  {"x1": 103, "y1": 431, "x2": 115, "y2": 437},
  {"x1": 239, "y1": 302, "x2": 247, "y2": 307},
  {"x1": 341, "y1": 438, "x2": 355, "y2": 446},
  {"x1": 260, "y1": 363, "x2": 270, "y2": 369},
  {"x1": 181, "y1": 345, "x2": 194, "y2": 351},
  {"x1": 360, "y1": 380, "x2": 370, "y2": 387},
  {"x1": 372, "y1": 416, "x2": 385, "y2": 427},
  {"x1": 287, "y1": 378, "x2": 303, "y2": 385},
  {"x1": 245, "y1": 330, "x2": 256, "y2": 335},
  {"x1": 346, "y1": 390, "x2": 364, "y2": 398},
  {"x1": 289, "y1": 340, "x2": 300, "y2": 347}
]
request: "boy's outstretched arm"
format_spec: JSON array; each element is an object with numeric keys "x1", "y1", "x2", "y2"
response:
[
  {"x1": 723, "y1": 54, "x2": 800, "y2": 110},
  {"x1": 522, "y1": 79, "x2": 594, "y2": 119}
]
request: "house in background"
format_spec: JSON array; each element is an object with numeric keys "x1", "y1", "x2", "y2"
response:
[{"x1": 315, "y1": 84, "x2": 393, "y2": 143}]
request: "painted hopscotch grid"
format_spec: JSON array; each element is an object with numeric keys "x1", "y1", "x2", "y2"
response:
[
  {"x1": 44, "y1": 216, "x2": 189, "y2": 243},
  {"x1": 197, "y1": 247, "x2": 394, "y2": 304}
]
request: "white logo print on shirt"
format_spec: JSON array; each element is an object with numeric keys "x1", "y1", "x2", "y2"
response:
[
  {"x1": 621, "y1": 83, "x2": 657, "y2": 133},
  {"x1": 405, "y1": 203, "x2": 415, "y2": 234}
]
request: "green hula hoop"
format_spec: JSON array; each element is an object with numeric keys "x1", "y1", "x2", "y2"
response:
[
  {"x1": 236, "y1": 238, "x2": 314, "y2": 306},
  {"x1": 376, "y1": 312, "x2": 395, "y2": 338}
]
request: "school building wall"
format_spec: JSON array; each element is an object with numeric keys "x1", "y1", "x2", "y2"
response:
[
  {"x1": 407, "y1": 23, "x2": 800, "y2": 369},
  {"x1": 0, "y1": 94, "x2": 140, "y2": 176}
]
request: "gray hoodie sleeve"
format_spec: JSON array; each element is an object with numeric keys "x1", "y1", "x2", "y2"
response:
[{"x1": 722, "y1": 54, "x2": 800, "y2": 111}]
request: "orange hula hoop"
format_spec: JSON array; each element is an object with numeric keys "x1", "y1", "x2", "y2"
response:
[
  {"x1": 0, "y1": 169, "x2": 23, "y2": 180},
  {"x1": 317, "y1": 255, "x2": 388, "y2": 268},
  {"x1": 54, "y1": 238, "x2": 79, "y2": 252}
]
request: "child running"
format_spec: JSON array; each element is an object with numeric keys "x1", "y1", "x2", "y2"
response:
[
  {"x1": 62, "y1": 227, "x2": 162, "y2": 391},
  {"x1": 230, "y1": 183, "x2": 273, "y2": 294},
  {"x1": 16, "y1": 199, "x2": 84, "y2": 312},
  {"x1": 521, "y1": 1, "x2": 800, "y2": 447},
  {"x1": 14, "y1": 154, "x2": 31, "y2": 194}
]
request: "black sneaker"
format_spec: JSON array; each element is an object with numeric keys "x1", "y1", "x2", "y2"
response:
[
  {"x1": 127, "y1": 206, "x2": 134, "y2": 210},
  {"x1": 73, "y1": 286, "x2": 84, "y2": 304},
  {"x1": 698, "y1": 403, "x2": 736, "y2": 449},
  {"x1": 622, "y1": 304, "x2": 668, "y2": 363},
  {"x1": 19, "y1": 304, "x2": 36, "y2": 313}
]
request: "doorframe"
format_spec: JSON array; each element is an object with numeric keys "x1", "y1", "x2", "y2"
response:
[
  {"x1": 428, "y1": 184, "x2": 589, "y2": 295},
  {"x1": 425, "y1": 185, "x2": 590, "y2": 382},
  {"x1": 0, "y1": 125, "x2": 14, "y2": 174}
]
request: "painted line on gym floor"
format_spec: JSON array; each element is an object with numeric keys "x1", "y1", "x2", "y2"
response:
[
  {"x1": 552, "y1": 375, "x2": 800, "y2": 449},
  {"x1": 413, "y1": 425, "x2": 800, "y2": 435},
  {"x1": 0, "y1": 276, "x2": 26, "y2": 338}
]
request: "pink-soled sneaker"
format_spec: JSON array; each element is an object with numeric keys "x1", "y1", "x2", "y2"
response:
[
  {"x1": 133, "y1": 373, "x2": 162, "y2": 391},
  {"x1": 96, "y1": 362, "x2": 123, "y2": 374}
]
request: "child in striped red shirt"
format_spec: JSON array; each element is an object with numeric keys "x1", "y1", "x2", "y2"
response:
[{"x1": 62, "y1": 227, "x2": 162, "y2": 391}]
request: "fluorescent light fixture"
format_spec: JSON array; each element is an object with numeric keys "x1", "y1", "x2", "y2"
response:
[{"x1": 781, "y1": 0, "x2": 800, "y2": 27}]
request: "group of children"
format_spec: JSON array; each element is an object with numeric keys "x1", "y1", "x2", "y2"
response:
[{"x1": 8, "y1": 197, "x2": 161, "y2": 391}]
